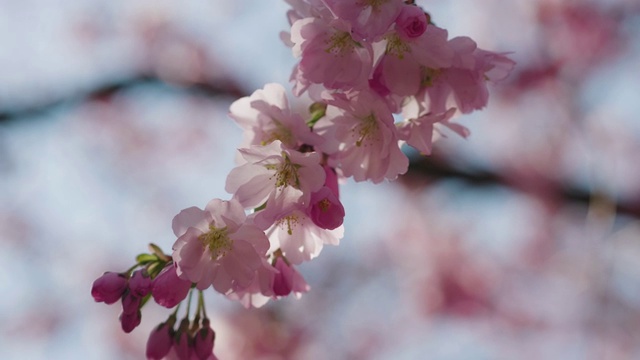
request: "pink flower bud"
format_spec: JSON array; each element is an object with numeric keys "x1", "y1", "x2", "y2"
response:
[
  {"x1": 122, "y1": 292, "x2": 141, "y2": 315},
  {"x1": 174, "y1": 319, "x2": 192, "y2": 360},
  {"x1": 91, "y1": 272, "x2": 127, "y2": 304},
  {"x1": 396, "y1": 5, "x2": 428, "y2": 39},
  {"x1": 129, "y1": 269, "x2": 152, "y2": 297},
  {"x1": 146, "y1": 321, "x2": 174, "y2": 360},
  {"x1": 193, "y1": 319, "x2": 215, "y2": 360},
  {"x1": 309, "y1": 187, "x2": 345, "y2": 230},
  {"x1": 120, "y1": 310, "x2": 142, "y2": 333},
  {"x1": 323, "y1": 165, "x2": 340, "y2": 197},
  {"x1": 152, "y1": 264, "x2": 191, "y2": 308},
  {"x1": 272, "y1": 257, "x2": 309, "y2": 297},
  {"x1": 273, "y1": 257, "x2": 294, "y2": 296}
]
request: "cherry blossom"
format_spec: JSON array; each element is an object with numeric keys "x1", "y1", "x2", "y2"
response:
[
  {"x1": 89, "y1": 1, "x2": 514, "y2": 356},
  {"x1": 323, "y1": 0, "x2": 404, "y2": 41},
  {"x1": 225, "y1": 258, "x2": 277, "y2": 308},
  {"x1": 418, "y1": 37, "x2": 516, "y2": 114},
  {"x1": 229, "y1": 83, "x2": 322, "y2": 150},
  {"x1": 171, "y1": 199, "x2": 270, "y2": 294},
  {"x1": 225, "y1": 140, "x2": 325, "y2": 229},
  {"x1": 319, "y1": 90, "x2": 409, "y2": 183},
  {"x1": 290, "y1": 17, "x2": 373, "y2": 93},
  {"x1": 374, "y1": 24, "x2": 453, "y2": 97},
  {"x1": 398, "y1": 107, "x2": 460, "y2": 155},
  {"x1": 266, "y1": 207, "x2": 342, "y2": 265}
]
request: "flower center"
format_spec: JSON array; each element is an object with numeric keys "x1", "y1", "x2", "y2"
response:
[
  {"x1": 276, "y1": 214, "x2": 300, "y2": 236},
  {"x1": 199, "y1": 225, "x2": 232, "y2": 260},
  {"x1": 354, "y1": 113, "x2": 380, "y2": 147},
  {"x1": 326, "y1": 31, "x2": 357, "y2": 56},
  {"x1": 263, "y1": 119, "x2": 294, "y2": 146},
  {"x1": 319, "y1": 198, "x2": 331, "y2": 212},
  {"x1": 266, "y1": 153, "x2": 302, "y2": 189},
  {"x1": 385, "y1": 33, "x2": 411, "y2": 59},
  {"x1": 420, "y1": 67, "x2": 441, "y2": 87},
  {"x1": 359, "y1": 0, "x2": 387, "y2": 9}
]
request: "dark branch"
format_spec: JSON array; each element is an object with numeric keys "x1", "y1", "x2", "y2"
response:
[{"x1": 404, "y1": 156, "x2": 640, "y2": 219}]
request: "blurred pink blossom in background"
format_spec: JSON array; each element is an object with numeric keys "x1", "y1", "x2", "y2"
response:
[{"x1": 1, "y1": 0, "x2": 640, "y2": 359}]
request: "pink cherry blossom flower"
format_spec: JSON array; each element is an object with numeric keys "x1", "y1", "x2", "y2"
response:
[
  {"x1": 323, "y1": 0, "x2": 404, "y2": 41},
  {"x1": 398, "y1": 107, "x2": 460, "y2": 155},
  {"x1": 229, "y1": 83, "x2": 322, "y2": 150},
  {"x1": 419, "y1": 37, "x2": 516, "y2": 114},
  {"x1": 226, "y1": 140, "x2": 325, "y2": 229},
  {"x1": 91, "y1": 272, "x2": 128, "y2": 305},
  {"x1": 225, "y1": 258, "x2": 277, "y2": 308},
  {"x1": 151, "y1": 264, "x2": 192, "y2": 308},
  {"x1": 273, "y1": 257, "x2": 310, "y2": 297},
  {"x1": 171, "y1": 199, "x2": 270, "y2": 295},
  {"x1": 284, "y1": 0, "x2": 333, "y2": 25},
  {"x1": 290, "y1": 17, "x2": 373, "y2": 93},
  {"x1": 375, "y1": 24, "x2": 453, "y2": 97},
  {"x1": 146, "y1": 320, "x2": 175, "y2": 360},
  {"x1": 319, "y1": 90, "x2": 409, "y2": 183},
  {"x1": 266, "y1": 207, "x2": 342, "y2": 265}
]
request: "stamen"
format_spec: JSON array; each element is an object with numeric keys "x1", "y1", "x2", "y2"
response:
[
  {"x1": 326, "y1": 31, "x2": 356, "y2": 56},
  {"x1": 385, "y1": 33, "x2": 411, "y2": 59},
  {"x1": 265, "y1": 153, "x2": 302, "y2": 188},
  {"x1": 353, "y1": 113, "x2": 380, "y2": 147},
  {"x1": 198, "y1": 225, "x2": 232, "y2": 260},
  {"x1": 277, "y1": 215, "x2": 300, "y2": 235}
]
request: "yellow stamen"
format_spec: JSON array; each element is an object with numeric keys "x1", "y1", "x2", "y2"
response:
[{"x1": 198, "y1": 225, "x2": 232, "y2": 260}]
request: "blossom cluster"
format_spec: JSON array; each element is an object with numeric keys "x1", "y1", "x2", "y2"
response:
[{"x1": 91, "y1": 1, "x2": 513, "y2": 358}]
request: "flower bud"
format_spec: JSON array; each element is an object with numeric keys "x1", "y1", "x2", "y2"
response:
[
  {"x1": 122, "y1": 292, "x2": 141, "y2": 315},
  {"x1": 129, "y1": 269, "x2": 152, "y2": 297},
  {"x1": 309, "y1": 187, "x2": 345, "y2": 230},
  {"x1": 174, "y1": 319, "x2": 192, "y2": 360},
  {"x1": 152, "y1": 264, "x2": 191, "y2": 308},
  {"x1": 323, "y1": 165, "x2": 339, "y2": 197},
  {"x1": 273, "y1": 257, "x2": 294, "y2": 296},
  {"x1": 91, "y1": 272, "x2": 127, "y2": 304},
  {"x1": 146, "y1": 320, "x2": 174, "y2": 360},
  {"x1": 396, "y1": 5, "x2": 428, "y2": 39},
  {"x1": 193, "y1": 318, "x2": 215, "y2": 360},
  {"x1": 120, "y1": 310, "x2": 142, "y2": 333}
]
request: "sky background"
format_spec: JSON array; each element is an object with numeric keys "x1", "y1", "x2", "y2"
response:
[{"x1": 1, "y1": 0, "x2": 640, "y2": 359}]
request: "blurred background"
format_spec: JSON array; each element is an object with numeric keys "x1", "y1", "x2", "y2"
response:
[{"x1": 1, "y1": 0, "x2": 640, "y2": 359}]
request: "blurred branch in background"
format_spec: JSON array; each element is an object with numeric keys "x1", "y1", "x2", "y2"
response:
[{"x1": 1, "y1": 0, "x2": 640, "y2": 359}]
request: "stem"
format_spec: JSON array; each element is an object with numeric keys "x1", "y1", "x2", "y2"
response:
[
  {"x1": 185, "y1": 288, "x2": 194, "y2": 320},
  {"x1": 124, "y1": 263, "x2": 139, "y2": 277},
  {"x1": 171, "y1": 301, "x2": 182, "y2": 318},
  {"x1": 198, "y1": 290, "x2": 208, "y2": 319}
]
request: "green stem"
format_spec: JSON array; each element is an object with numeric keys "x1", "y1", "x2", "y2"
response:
[
  {"x1": 198, "y1": 290, "x2": 208, "y2": 319},
  {"x1": 185, "y1": 288, "x2": 194, "y2": 320},
  {"x1": 124, "y1": 263, "x2": 139, "y2": 277}
]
